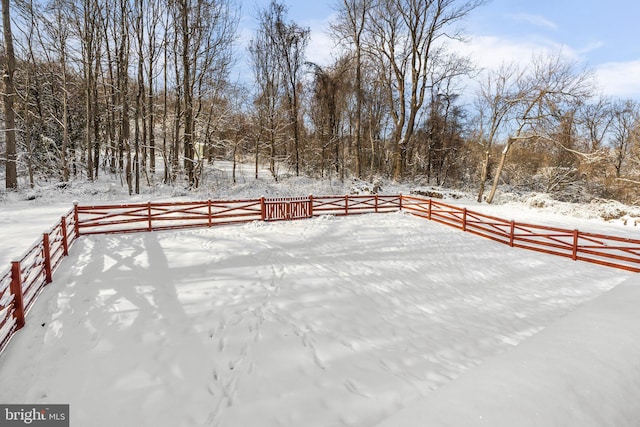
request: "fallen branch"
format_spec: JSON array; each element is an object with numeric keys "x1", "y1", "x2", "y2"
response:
[{"x1": 616, "y1": 177, "x2": 640, "y2": 185}]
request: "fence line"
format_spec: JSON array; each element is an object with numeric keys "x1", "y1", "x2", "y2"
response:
[
  {"x1": 74, "y1": 195, "x2": 402, "y2": 234},
  {"x1": 401, "y1": 195, "x2": 640, "y2": 273},
  {"x1": 0, "y1": 208, "x2": 78, "y2": 355},
  {"x1": 1, "y1": 194, "x2": 639, "y2": 356}
]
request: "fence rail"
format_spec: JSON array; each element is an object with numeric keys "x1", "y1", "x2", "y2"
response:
[
  {"x1": 1, "y1": 194, "x2": 639, "y2": 356},
  {"x1": 0, "y1": 208, "x2": 78, "y2": 355},
  {"x1": 75, "y1": 199, "x2": 264, "y2": 235},
  {"x1": 401, "y1": 195, "x2": 640, "y2": 273},
  {"x1": 75, "y1": 195, "x2": 402, "y2": 234}
]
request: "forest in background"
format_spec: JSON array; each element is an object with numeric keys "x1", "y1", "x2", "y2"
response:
[{"x1": 1, "y1": 0, "x2": 638, "y2": 204}]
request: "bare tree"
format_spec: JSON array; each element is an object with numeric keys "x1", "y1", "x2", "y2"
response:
[
  {"x1": 249, "y1": 3, "x2": 285, "y2": 179},
  {"x1": 174, "y1": 0, "x2": 237, "y2": 187},
  {"x1": 79, "y1": 0, "x2": 101, "y2": 180},
  {"x1": 118, "y1": 0, "x2": 132, "y2": 194},
  {"x1": 609, "y1": 99, "x2": 639, "y2": 178},
  {"x1": 473, "y1": 63, "x2": 523, "y2": 201},
  {"x1": 144, "y1": 0, "x2": 163, "y2": 177},
  {"x1": 44, "y1": 0, "x2": 73, "y2": 182},
  {"x1": 578, "y1": 96, "x2": 613, "y2": 152},
  {"x1": 332, "y1": 0, "x2": 372, "y2": 178},
  {"x1": 2, "y1": 0, "x2": 18, "y2": 189},
  {"x1": 266, "y1": 1, "x2": 309, "y2": 176},
  {"x1": 365, "y1": 0, "x2": 484, "y2": 180},
  {"x1": 309, "y1": 59, "x2": 350, "y2": 179},
  {"x1": 486, "y1": 54, "x2": 593, "y2": 203}
]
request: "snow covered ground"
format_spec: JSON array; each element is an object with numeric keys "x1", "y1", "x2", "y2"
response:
[{"x1": 0, "y1": 162, "x2": 639, "y2": 426}]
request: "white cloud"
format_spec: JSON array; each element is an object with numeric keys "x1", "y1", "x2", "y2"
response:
[
  {"x1": 577, "y1": 41, "x2": 605, "y2": 55},
  {"x1": 449, "y1": 35, "x2": 584, "y2": 102},
  {"x1": 306, "y1": 26, "x2": 338, "y2": 67},
  {"x1": 453, "y1": 35, "x2": 640, "y2": 101},
  {"x1": 594, "y1": 60, "x2": 640, "y2": 99},
  {"x1": 304, "y1": 14, "x2": 340, "y2": 67},
  {"x1": 508, "y1": 13, "x2": 558, "y2": 30},
  {"x1": 453, "y1": 35, "x2": 579, "y2": 70}
]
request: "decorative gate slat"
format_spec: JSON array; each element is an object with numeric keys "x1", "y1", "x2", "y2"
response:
[{"x1": 264, "y1": 197, "x2": 312, "y2": 221}]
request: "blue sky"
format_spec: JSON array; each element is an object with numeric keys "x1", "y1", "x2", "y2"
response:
[{"x1": 238, "y1": 0, "x2": 640, "y2": 99}]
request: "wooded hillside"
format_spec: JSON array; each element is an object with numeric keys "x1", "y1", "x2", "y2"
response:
[{"x1": 1, "y1": 0, "x2": 638, "y2": 203}]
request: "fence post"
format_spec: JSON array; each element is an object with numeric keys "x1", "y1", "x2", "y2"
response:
[
  {"x1": 73, "y1": 201, "x2": 80, "y2": 236},
  {"x1": 61, "y1": 216, "x2": 69, "y2": 256},
  {"x1": 572, "y1": 229, "x2": 579, "y2": 261},
  {"x1": 10, "y1": 262, "x2": 25, "y2": 330},
  {"x1": 308, "y1": 195, "x2": 314, "y2": 218},
  {"x1": 345, "y1": 195, "x2": 349, "y2": 216},
  {"x1": 509, "y1": 220, "x2": 515, "y2": 247},
  {"x1": 428, "y1": 199, "x2": 432, "y2": 220},
  {"x1": 208, "y1": 199, "x2": 212, "y2": 227},
  {"x1": 399, "y1": 193, "x2": 403, "y2": 211},
  {"x1": 375, "y1": 194, "x2": 379, "y2": 213},
  {"x1": 42, "y1": 233, "x2": 53, "y2": 284},
  {"x1": 462, "y1": 208, "x2": 468, "y2": 231},
  {"x1": 147, "y1": 201, "x2": 153, "y2": 231},
  {"x1": 260, "y1": 197, "x2": 266, "y2": 221}
]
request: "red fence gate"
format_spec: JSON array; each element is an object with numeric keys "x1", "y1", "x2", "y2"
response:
[{"x1": 263, "y1": 197, "x2": 312, "y2": 221}]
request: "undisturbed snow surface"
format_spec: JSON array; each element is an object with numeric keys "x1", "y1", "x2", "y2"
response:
[
  {"x1": 1, "y1": 162, "x2": 640, "y2": 426},
  {"x1": 0, "y1": 213, "x2": 635, "y2": 426}
]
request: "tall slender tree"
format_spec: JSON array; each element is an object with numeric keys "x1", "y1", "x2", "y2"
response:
[
  {"x1": 332, "y1": 0, "x2": 372, "y2": 178},
  {"x1": 173, "y1": 0, "x2": 237, "y2": 187},
  {"x1": 365, "y1": 0, "x2": 484, "y2": 179},
  {"x1": 263, "y1": 0, "x2": 308, "y2": 176},
  {"x1": 2, "y1": 0, "x2": 17, "y2": 189},
  {"x1": 473, "y1": 64, "x2": 523, "y2": 202}
]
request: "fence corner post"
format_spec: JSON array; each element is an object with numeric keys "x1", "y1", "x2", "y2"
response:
[
  {"x1": 509, "y1": 220, "x2": 515, "y2": 247},
  {"x1": 61, "y1": 216, "x2": 69, "y2": 256},
  {"x1": 462, "y1": 208, "x2": 468, "y2": 232},
  {"x1": 572, "y1": 229, "x2": 579, "y2": 261},
  {"x1": 10, "y1": 261, "x2": 25, "y2": 330},
  {"x1": 147, "y1": 201, "x2": 153, "y2": 231},
  {"x1": 73, "y1": 201, "x2": 80, "y2": 237},
  {"x1": 260, "y1": 196, "x2": 266, "y2": 221},
  {"x1": 308, "y1": 195, "x2": 314, "y2": 218},
  {"x1": 43, "y1": 233, "x2": 53, "y2": 284}
]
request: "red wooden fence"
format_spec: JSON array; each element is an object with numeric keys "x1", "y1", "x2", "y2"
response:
[
  {"x1": 401, "y1": 195, "x2": 640, "y2": 273},
  {"x1": 1, "y1": 194, "x2": 639, "y2": 356},
  {"x1": 0, "y1": 208, "x2": 78, "y2": 355},
  {"x1": 74, "y1": 195, "x2": 401, "y2": 234}
]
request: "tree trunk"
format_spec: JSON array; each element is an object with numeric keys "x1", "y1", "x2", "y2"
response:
[
  {"x1": 486, "y1": 140, "x2": 513, "y2": 204},
  {"x1": 180, "y1": 0, "x2": 195, "y2": 187},
  {"x1": 60, "y1": 34, "x2": 70, "y2": 182},
  {"x1": 148, "y1": 52, "x2": 155, "y2": 176},
  {"x1": 84, "y1": 0, "x2": 94, "y2": 181},
  {"x1": 354, "y1": 40, "x2": 362, "y2": 178},
  {"x1": 2, "y1": 0, "x2": 18, "y2": 190},
  {"x1": 477, "y1": 150, "x2": 490, "y2": 202},
  {"x1": 254, "y1": 137, "x2": 259, "y2": 179}
]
